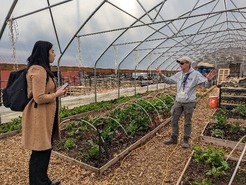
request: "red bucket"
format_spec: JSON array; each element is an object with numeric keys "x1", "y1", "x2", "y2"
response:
[{"x1": 209, "y1": 96, "x2": 218, "y2": 108}]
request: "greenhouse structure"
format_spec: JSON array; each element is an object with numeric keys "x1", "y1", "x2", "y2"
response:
[{"x1": 0, "y1": 0, "x2": 246, "y2": 185}]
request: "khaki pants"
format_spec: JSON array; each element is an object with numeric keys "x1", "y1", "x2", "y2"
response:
[{"x1": 170, "y1": 101, "x2": 196, "y2": 138}]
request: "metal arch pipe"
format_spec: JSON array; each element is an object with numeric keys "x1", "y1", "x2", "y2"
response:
[
  {"x1": 47, "y1": 0, "x2": 62, "y2": 54},
  {"x1": 0, "y1": 0, "x2": 18, "y2": 40},
  {"x1": 117, "y1": 1, "x2": 246, "y2": 71},
  {"x1": 136, "y1": 0, "x2": 153, "y2": 22},
  {"x1": 57, "y1": 0, "x2": 107, "y2": 63},
  {"x1": 152, "y1": 0, "x2": 167, "y2": 22},
  {"x1": 146, "y1": 12, "x2": 221, "y2": 71},
  {"x1": 92, "y1": 1, "x2": 164, "y2": 101},
  {"x1": 113, "y1": 27, "x2": 246, "y2": 71},
  {"x1": 4, "y1": 0, "x2": 73, "y2": 21},
  {"x1": 76, "y1": 6, "x2": 246, "y2": 39},
  {"x1": 116, "y1": 0, "x2": 218, "y2": 73},
  {"x1": 157, "y1": 17, "x2": 246, "y2": 70},
  {"x1": 115, "y1": 5, "x2": 185, "y2": 96},
  {"x1": 56, "y1": 0, "x2": 107, "y2": 88},
  {"x1": 144, "y1": 13, "x2": 221, "y2": 71}
]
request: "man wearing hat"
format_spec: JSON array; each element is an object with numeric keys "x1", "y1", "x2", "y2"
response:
[{"x1": 156, "y1": 56, "x2": 216, "y2": 148}]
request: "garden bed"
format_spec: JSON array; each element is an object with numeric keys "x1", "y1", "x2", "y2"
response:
[
  {"x1": 0, "y1": 91, "x2": 171, "y2": 140},
  {"x1": 0, "y1": 130, "x2": 20, "y2": 139},
  {"x1": 0, "y1": 86, "x2": 220, "y2": 185},
  {"x1": 178, "y1": 150, "x2": 246, "y2": 185},
  {"x1": 201, "y1": 121, "x2": 246, "y2": 150},
  {"x1": 178, "y1": 104, "x2": 246, "y2": 185},
  {"x1": 0, "y1": 117, "x2": 21, "y2": 139},
  {"x1": 200, "y1": 106, "x2": 246, "y2": 150},
  {"x1": 53, "y1": 95, "x2": 174, "y2": 174},
  {"x1": 54, "y1": 117, "x2": 171, "y2": 174}
]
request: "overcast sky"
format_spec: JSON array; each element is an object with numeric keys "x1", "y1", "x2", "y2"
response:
[{"x1": 1, "y1": 0, "x2": 245, "y2": 70}]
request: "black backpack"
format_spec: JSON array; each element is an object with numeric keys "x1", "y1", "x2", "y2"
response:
[{"x1": 2, "y1": 68, "x2": 31, "y2": 111}]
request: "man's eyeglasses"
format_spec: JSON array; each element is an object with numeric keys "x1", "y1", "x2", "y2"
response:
[{"x1": 179, "y1": 62, "x2": 185, "y2": 65}]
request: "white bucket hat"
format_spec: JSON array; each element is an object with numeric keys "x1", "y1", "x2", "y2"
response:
[{"x1": 177, "y1": 56, "x2": 192, "y2": 64}]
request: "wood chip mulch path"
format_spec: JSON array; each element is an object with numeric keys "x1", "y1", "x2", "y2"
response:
[{"x1": 0, "y1": 87, "x2": 219, "y2": 185}]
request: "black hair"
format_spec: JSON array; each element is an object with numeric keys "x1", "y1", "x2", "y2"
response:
[{"x1": 27, "y1": 40, "x2": 55, "y2": 78}]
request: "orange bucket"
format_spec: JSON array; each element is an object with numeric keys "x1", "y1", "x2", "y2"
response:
[{"x1": 209, "y1": 96, "x2": 218, "y2": 108}]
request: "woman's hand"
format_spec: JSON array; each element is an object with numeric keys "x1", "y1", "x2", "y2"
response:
[{"x1": 55, "y1": 87, "x2": 66, "y2": 97}]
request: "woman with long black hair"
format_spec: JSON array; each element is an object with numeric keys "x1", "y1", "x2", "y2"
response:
[{"x1": 22, "y1": 40, "x2": 66, "y2": 185}]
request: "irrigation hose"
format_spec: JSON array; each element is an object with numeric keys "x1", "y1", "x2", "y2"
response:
[
  {"x1": 108, "y1": 132, "x2": 183, "y2": 185},
  {"x1": 161, "y1": 135, "x2": 182, "y2": 185},
  {"x1": 161, "y1": 89, "x2": 216, "y2": 184}
]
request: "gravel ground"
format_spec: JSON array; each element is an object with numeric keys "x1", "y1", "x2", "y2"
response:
[{"x1": 0, "y1": 86, "x2": 219, "y2": 185}]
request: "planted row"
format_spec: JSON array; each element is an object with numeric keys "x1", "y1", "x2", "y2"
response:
[
  {"x1": 0, "y1": 94, "x2": 145, "y2": 134},
  {"x1": 53, "y1": 95, "x2": 175, "y2": 167},
  {"x1": 181, "y1": 145, "x2": 246, "y2": 185},
  {"x1": 203, "y1": 106, "x2": 246, "y2": 142},
  {"x1": 59, "y1": 94, "x2": 142, "y2": 118}
]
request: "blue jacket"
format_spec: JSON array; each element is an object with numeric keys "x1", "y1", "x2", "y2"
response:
[{"x1": 159, "y1": 67, "x2": 210, "y2": 103}]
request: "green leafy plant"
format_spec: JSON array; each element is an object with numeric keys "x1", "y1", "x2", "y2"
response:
[
  {"x1": 229, "y1": 123, "x2": 241, "y2": 133},
  {"x1": 85, "y1": 140, "x2": 100, "y2": 160},
  {"x1": 64, "y1": 122, "x2": 78, "y2": 136},
  {"x1": 211, "y1": 129, "x2": 224, "y2": 138},
  {"x1": 59, "y1": 94, "x2": 142, "y2": 118},
  {"x1": 192, "y1": 145, "x2": 229, "y2": 177},
  {"x1": 192, "y1": 178, "x2": 212, "y2": 185},
  {"x1": 54, "y1": 94, "x2": 174, "y2": 168},
  {"x1": 233, "y1": 104, "x2": 246, "y2": 117},
  {"x1": 101, "y1": 121, "x2": 118, "y2": 143},
  {"x1": 64, "y1": 138, "x2": 77, "y2": 150},
  {"x1": 108, "y1": 101, "x2": 151, "y2": 137},
  {"x1": 0, "y1": 117, "x2": 22, "y2": 133},
  {"x1": 125, "y1": 122, "x2": 138, "y2": 137},
  {"x1": 213, "y1": 109, "x2": 228, "y2": 128},
  {"x1": 206, "y1": 165, "x2": 229, "y2": 177},
  {"x1": 78, "y1": 147, "x2": 85, "y2": 153}
]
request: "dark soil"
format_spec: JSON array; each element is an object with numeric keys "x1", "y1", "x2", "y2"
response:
[
  {"x1": 226, "y1": 111, "x2": 246, "y2": 120},
  {"x1": 53, "y1": 118, "x2": 169, "y2": 168},
  {"x1": 181, "y1": 159, "x2": 246, "y2": 185},
  {"x1": 203, "y1": 107, "x2": 246, "y2": 142},
  {"x1": 203, "y1": 123, "x2": 246, "y2": 142},
  {"x1": 183, "y1": 108, "x2": 246, "y2": 185}
]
